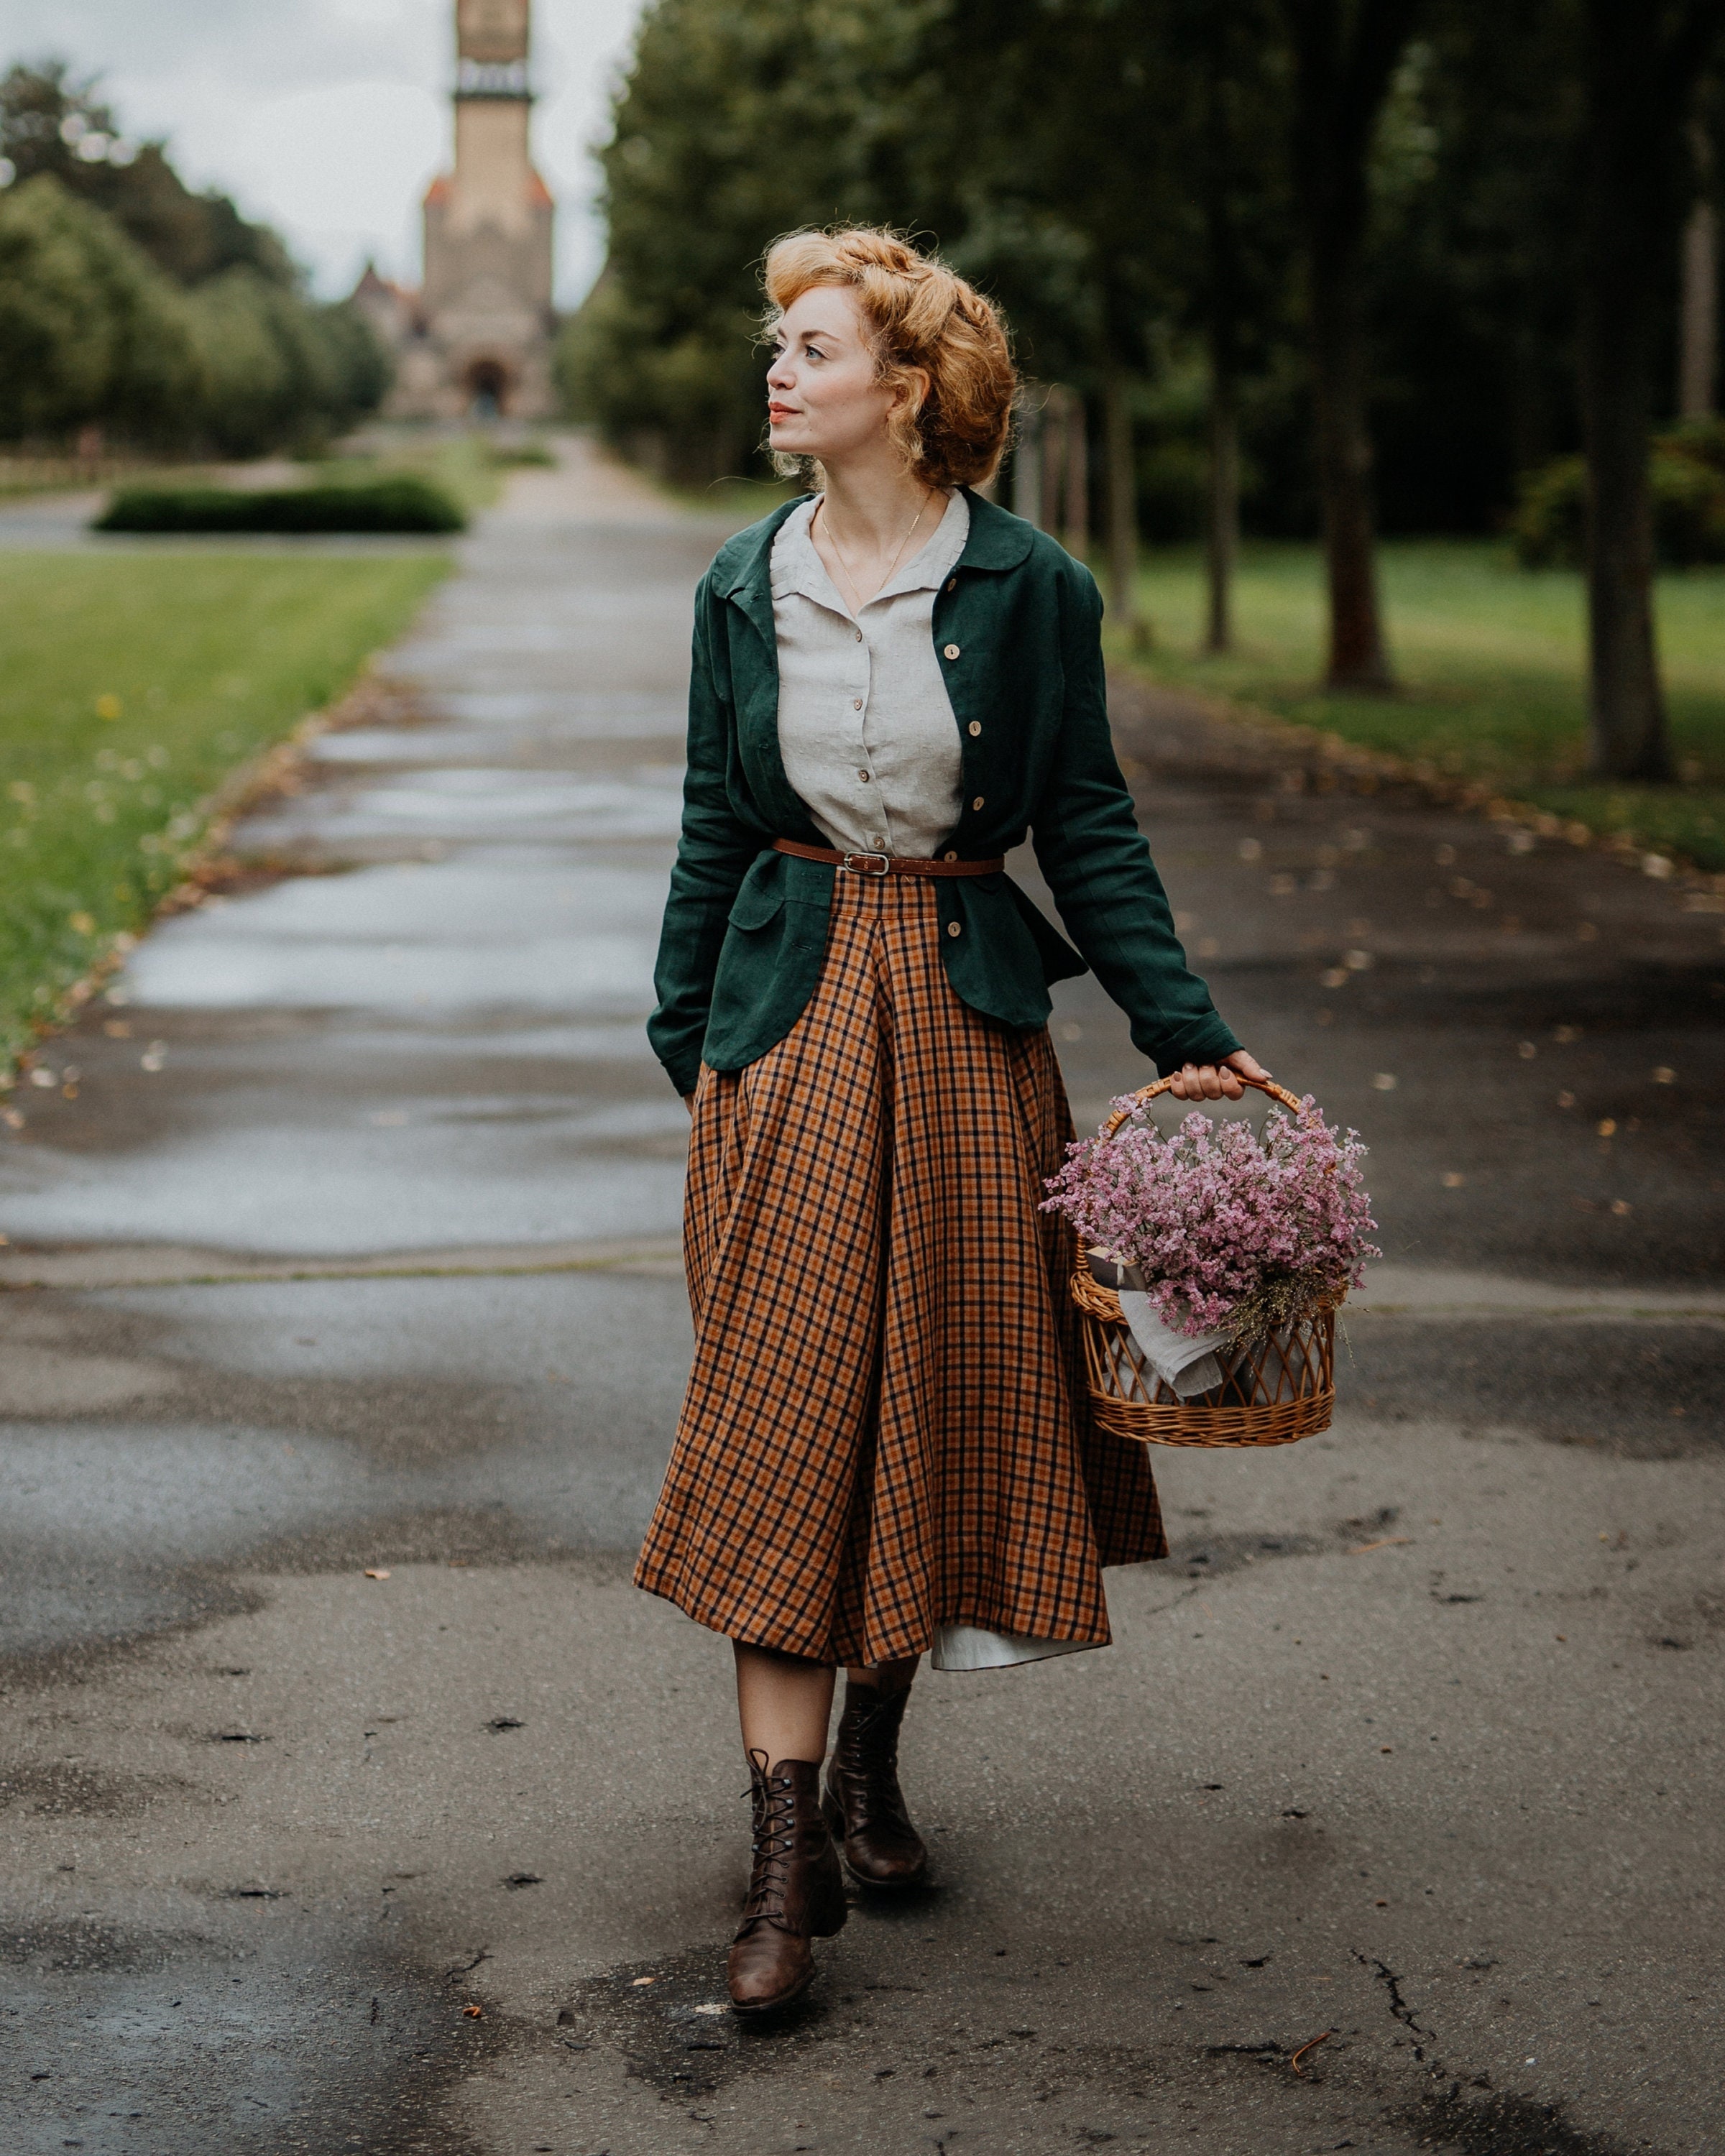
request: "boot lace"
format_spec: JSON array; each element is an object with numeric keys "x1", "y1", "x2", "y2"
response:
[{"x1": 740, "y1": 1755, "x2": 799, "y2": 1924}]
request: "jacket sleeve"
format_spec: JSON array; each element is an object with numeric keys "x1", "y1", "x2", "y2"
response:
[
  {"x1": 645, "y1": 584, "x2": 759, "y2": 1096},
  {"x1": 1029, "y1": 565, "x2": 1242, "y2": 1076}
]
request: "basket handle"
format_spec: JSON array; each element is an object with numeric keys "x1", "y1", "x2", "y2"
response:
[{"x1": 1100, "y1": 1070, "x2": 1306, "y2": 1141}]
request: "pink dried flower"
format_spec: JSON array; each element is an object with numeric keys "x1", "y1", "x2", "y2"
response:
[{"x1": 1042, "y1": 1095, "x2": 1381, "y2": 1337}]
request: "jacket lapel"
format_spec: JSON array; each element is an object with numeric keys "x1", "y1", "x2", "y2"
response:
[{"x1": 717, "y1": 498, "x2": 819, "y2": 836}]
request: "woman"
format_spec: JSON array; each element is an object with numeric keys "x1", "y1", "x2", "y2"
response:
[{"x1": 637, "y1": 227, "x2": 1264, "y2": 2015}]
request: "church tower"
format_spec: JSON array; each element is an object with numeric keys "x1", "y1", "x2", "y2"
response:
[{"x1": 386, "y1": 0, "x2": 556, "y2": 418}]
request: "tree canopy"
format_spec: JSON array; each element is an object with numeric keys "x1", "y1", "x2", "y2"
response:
[{"x1": 0, "y1": 60, "x2": 389, "y2": 454}]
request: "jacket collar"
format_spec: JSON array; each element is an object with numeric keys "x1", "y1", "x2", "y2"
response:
[
  {"x1": 954, "y1": 487, "x2": 1036, "y2": 571},
  {"x1": 717, "y1": 497, "x2": 806, "y2": 648}
]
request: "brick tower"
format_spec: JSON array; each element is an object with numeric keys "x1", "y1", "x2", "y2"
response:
[{"x1": 373, "y1": 0, "x2": 556, "y2": 419}]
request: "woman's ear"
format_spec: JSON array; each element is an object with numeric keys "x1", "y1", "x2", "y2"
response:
[{"x1": 888, "y1": 367, "x2": 931, "y2": 422}]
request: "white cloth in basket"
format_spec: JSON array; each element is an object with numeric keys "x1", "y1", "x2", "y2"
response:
[{"x1": 1117, "y1": 1292, "x2": 1230, "y2": 1398}]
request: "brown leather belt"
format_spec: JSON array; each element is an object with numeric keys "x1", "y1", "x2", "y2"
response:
[{"x1": 772, "y1": 837, "x2": 1003, "y2": 878}]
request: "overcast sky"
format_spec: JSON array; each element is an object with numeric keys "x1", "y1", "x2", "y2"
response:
[{"x1": 4, "y1": 0, "x2": 647, "y2": 300}]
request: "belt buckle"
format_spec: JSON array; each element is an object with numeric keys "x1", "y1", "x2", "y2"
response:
[{"x1": 840, "y1": 851, "x2": 891, "y2": 877}]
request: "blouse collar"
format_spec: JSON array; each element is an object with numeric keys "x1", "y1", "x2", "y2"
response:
[{"x1": 770, "y1": 489, "x2": 970, "y2": 614}]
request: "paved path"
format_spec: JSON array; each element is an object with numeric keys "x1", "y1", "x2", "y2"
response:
[{"x1": 2, "y1": 445, "x2": 1721, "y2": 2156}]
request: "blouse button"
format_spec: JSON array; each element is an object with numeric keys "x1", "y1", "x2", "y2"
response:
[
  {"x1": 972, "y1": 796, "x2": 985, "y2": 811},
  {"x1": 855, "y1": 628, "x2": 863, "y2": 641},
  {"x1": 857, "y1": 769, "x2": 870, "y2": 783},
  {"x1": 944, "y1": 643, "x2": 960, "y2": 660},
  {"x1": 852, "y1": 698, "x2": 862, "y2": 710},
  {"x1": 946, "y1": 577, "x2": 957, "y2": 591},
  {"x1": 947, "y1": 920, "x2": 962, "y2": 937},
  {"x1": 967, "y1": 721, "x2": 982, "y2": 737}
]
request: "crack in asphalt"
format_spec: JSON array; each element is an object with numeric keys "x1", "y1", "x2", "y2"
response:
[
  {"x1": 1348, "y1": 1955, "x2": 1660, "y2": 2156},
  {"x1": 1355, "y1": 1950, "x2": 1436, "y2": 2062}
]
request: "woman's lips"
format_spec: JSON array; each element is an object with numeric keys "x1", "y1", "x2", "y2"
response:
[{"x1": 767, "y1": 405, "x2": 799, "y2": 420}]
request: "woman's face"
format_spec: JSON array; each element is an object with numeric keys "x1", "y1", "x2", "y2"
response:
[{"x1": 765, "y1": 287, "x2": 919, "y2": 469}]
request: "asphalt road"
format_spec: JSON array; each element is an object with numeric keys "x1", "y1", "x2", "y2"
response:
[{"x1": 1, "y1": 443, "x2": 1721, "y2": 2156}]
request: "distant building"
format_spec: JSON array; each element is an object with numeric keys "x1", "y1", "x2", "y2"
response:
[{"x1": 352, "y1": 0, "x2": 556, "y2": 420}]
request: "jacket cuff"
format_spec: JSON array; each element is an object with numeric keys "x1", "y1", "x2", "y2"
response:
[{"x1": 1151, "y1": 1016, "x2": 1243, "y2": 1078}]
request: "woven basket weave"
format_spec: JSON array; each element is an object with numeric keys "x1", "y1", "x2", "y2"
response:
[{"x1": 1069, "y1": 1072, "x2": 1338, "y2": 1450}]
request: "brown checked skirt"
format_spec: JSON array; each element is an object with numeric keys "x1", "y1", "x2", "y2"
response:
[{"x1": 633, "y1": 869, "x2": 1167, "y2": 1667}]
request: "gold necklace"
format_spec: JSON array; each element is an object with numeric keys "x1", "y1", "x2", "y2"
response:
[{"x1": 818, "y1": 489, "x2": 935, "y2": 614}]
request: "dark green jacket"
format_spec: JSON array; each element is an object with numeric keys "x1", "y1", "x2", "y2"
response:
[{"x1": 647, "y1": 490, "x2": 1240, "y2": 1097}]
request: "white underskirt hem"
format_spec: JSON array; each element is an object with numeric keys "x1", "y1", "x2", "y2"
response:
[{"x1": 928, "y1": 1623, "x2": 1102, "y2": 1673}]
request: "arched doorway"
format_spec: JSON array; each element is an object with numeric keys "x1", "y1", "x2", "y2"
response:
[{"x1": 464, "y1": 356, "x2": 510, "y2": 419}]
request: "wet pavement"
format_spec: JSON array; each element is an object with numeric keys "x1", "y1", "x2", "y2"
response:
[{"x1": 2, "y1": 443, "x2": 1721, "y2": 2155}]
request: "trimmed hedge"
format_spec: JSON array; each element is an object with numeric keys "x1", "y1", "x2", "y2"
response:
[{"x1": 94, "y1": 476, "x2": 467, "y2": 535}]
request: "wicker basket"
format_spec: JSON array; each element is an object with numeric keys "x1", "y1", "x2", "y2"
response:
[{"x1": 1069, "y1": 1072, "x2": 1338, "y2": 1449}]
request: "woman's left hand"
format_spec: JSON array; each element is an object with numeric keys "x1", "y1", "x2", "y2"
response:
[{"x1": 1166, "y1": 1047, "x2": 1270, "y2": 1102}]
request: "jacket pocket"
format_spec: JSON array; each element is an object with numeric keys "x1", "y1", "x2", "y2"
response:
[{"x1": 727, "y1": 880, "x2": 785, "y2": 932}]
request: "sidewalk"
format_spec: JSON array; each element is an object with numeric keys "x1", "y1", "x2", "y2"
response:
[{"x1": 1, "y1": 446, "x2": 1719, "y2": 2156}]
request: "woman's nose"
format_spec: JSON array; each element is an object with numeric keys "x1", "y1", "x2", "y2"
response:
[{"x1": 765, "y1": 352, "x2": 794, "y2": 391}]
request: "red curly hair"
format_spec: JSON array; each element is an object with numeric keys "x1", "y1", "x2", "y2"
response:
[{"x1": 763, "y1": 227, "x2": 1016, "y2": 489}]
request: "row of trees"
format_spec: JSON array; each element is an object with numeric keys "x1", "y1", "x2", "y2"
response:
[
  {"x1": 564, "y1": 0, "x2": 1725, "y2": 782},
  {"x1": 0, "y1": 62, "x2": 389, "y2": 457}
]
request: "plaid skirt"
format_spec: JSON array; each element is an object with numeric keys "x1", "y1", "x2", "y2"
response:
[{"x1": 633, "y1": 870, "x2": 1167, "y2": 1667}]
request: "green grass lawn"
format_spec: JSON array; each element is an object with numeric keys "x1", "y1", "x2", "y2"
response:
[
  {"x1": 1105, "y1": 540, "x2": 1725, "y2": 871},
  {"x1": 0, "y1": 551, "x2": 448, "y2": 1067}
]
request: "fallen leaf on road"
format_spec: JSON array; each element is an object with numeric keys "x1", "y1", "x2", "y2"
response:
[
  {"x1": 631, "y1": 1976, "x2": 656, "y2": 1986},
  {"x1": 1289, "y1": 2029, "x2": 1333, "y2": 2075},
  {"x1": 462, "y1": 2004, "x2": 483, "y2": 2019},
  {"x1": 1347, "y1": 1537, "x2": 1412, "y2": 1555},
  {"x1": 363, "y1": 1568, "x2": 391, "y2": 1580}
]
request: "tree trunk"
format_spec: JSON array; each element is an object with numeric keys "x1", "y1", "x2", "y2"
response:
[
  {"x1": 1579, "y1": 300, "x2": 1670, "y2": 780},
  {"x1": 1062, "y1": 390, "x2": 1090, "y2": 556},
  {"x1": 1679, "y1": 121, "x2": 1718, "y2": 420},
  {"x1": 1680, "y1": 196, "x2": 1719, "y2": 418},
  {"x1": 1205, "y1": 329, "x2": 1240, "y2": 656},
  {"x1": 1280, "y1": 0, "x2": 1421, "y2": 693},
  {"x1": 1103, "y1": 368, "x2": 1144, "y2": 642},
  {"x1": 1310, "y1": 238, "x2": 1392, "y2": 689},
  {"x1": 1578, "y1": 0, "x2": 1673, "y2": 780}
]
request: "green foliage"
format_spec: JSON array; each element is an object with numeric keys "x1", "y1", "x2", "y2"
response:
[
  {"x1": 0, "y1": 552, "x2": 447, "y2": 1066},
  {"x1": 182, "y1": 268, "x2": 387, "y2": 456},
  {"x1": 95, "y1": 477, "x2": 466, "y2": 534},
  {"x1": 0, "y1": 57, "x2": 391, "y2": 456},
  {"x1": 560, "y1": 0, "x2": 935, "y2": 481},
  {"x1": 0, "y1": 175, "x2": 390, "y2": 453},
  {"x1": 1, "y1": 60, "x2": 296, "y2": 287},
  {"x1": 0, "y1": 175, "x2": 197, "y2": 441},
  {"x1": 1514, "y1": 425, "x2": 1725, "y2": 569}
]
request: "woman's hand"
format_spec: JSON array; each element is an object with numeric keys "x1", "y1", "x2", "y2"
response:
[
  {"x1": 1166, "y1": 1048, "x2": 1270, "y2": 1102},
  {"x1": 684, "y1": 1094, "x2": 696, "y2": 1118}
]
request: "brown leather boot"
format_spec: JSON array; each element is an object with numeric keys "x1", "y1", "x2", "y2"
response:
[
  {"x1": 727, "y1": 1753, "x2": 847, "y2": 2015},
  {"x1": 820, "y1": 1679, "x2": 929, "y2": 1889}
]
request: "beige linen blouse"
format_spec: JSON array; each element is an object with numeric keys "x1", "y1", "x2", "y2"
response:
[{"x1": 770, "y1": 489, "x2": 967, "y2": 859}]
